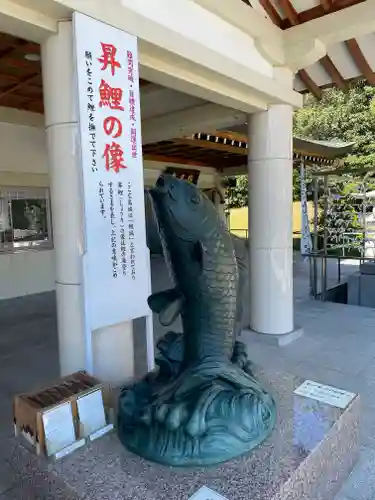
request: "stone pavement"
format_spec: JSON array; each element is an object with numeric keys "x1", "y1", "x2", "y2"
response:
[{"x1": 0, "y1": 256, "x2": 373, "y2": 498}]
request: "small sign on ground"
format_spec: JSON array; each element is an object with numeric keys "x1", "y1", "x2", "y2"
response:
[
  {"x1": 77, "y1": 389, "x2": 107, "y2": 437},
  {"x1": 42, "y1": 402, "x2": 76, "y2": 456},
  {"x1": 294, "y1": 380, "x2": 356, "y2": 409},
  {"x1": 189, "y1": 486, "x2": 229, "y2": 500}
]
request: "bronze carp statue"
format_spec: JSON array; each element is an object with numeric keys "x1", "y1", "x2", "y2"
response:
[{"x1": 118, "y1": 175, "x2": 276, "y2": 466}]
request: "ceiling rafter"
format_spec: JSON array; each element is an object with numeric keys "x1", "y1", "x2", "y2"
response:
[
  {"x1": 277, "y1": 0, "x2": 299, "y2": 25},
  {"x1": 276, "y1": 0, "x2": 347, "y2": 96},
  {"x1": 298, "y1": 69, "x2": 323, "y2": 100},
  {"x1": 320, "y1": 55, "x2": 347, "y2": 91},
  {"x1": 320, "y1": 0, "x2": 333, "y2": 11},
  {"x1": 345, "y1": 38, "x2": 375, "y2": 86},
  {"x1": 259, "y1": 0, "x2": 321, "y2": 98},
  {"x1": 258, "y1": 0, "x2": 283, "y2": 25},
  {"x1": 279, "y1": 0, "x2": 365, "y2": 28},
  {"x1": 170, "y1": 137, "x2": 248, "y2": 155},
  {"x1": 0, "y1": 73, "x2": 40, "y2": 101}
]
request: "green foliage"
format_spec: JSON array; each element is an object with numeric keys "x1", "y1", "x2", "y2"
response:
[
  {"x1": 317, "y1": 178, "x2": 365, "y2": 256},
  {"x1": 294, "y1": 82, "x2": 375, "y2": 170},
  {"x1": 226, "y1": 82, "x2": 375, "y2": 208},
  {"x1": 225, "y1": 175, "x2": 248, "y2": 209}
]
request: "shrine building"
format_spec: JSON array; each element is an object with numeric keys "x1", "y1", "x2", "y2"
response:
[{"x1": 0, "y1": 0, "x2": 373, "y2": 383}]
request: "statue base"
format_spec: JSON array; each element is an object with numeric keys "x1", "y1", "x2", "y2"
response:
[
  {"x1": 32, "y1": 365, "x2": 359, "y2": 500},
  {"x1": 117, "y1": 340, "x2": 276, "y2": 466}
]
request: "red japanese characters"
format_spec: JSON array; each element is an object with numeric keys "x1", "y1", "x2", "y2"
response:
[
  {"x1": 98, "y1": 43, "x2": 121, "y2": 76},
  {"x1": 98, "y1": 42, "x2": 127, "y2": 173},
  {"x1": 103, "y1": 142, "x2": 126, "y2": 174}
]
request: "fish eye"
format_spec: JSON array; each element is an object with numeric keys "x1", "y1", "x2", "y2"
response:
[{"x1": 191, "y1": 194, "x2": 200, "y2": 204}]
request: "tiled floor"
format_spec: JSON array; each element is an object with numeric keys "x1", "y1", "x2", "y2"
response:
[{"x1": 0, "y1": 255, "x2": 373, "y2": 498}]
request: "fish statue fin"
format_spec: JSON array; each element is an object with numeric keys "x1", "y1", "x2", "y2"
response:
[{"x1": 148, "y1": 288, "x2": 184, "y2": 327}]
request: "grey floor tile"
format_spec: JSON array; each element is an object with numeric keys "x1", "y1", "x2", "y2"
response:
[
  {"x1": 361, "y1": 411, "x2": 375, "y2": 449},
  {"x1": 340, "y1": 446, "x2": 375, "y2": 500},
  {"x1": 303, "y1": 346, "x2": 374, "y2": 377},
  {"x1": 358, "y1": 362, "x2": 375, "y2": 382},
  {"x1": 0, "y1": 482, "x2": 77, "y2": 500},
  {"x1": 0, "y1": 460, "x2": 19, "y2": 495},
  {"x1": 354, "y1": 378, "x2": 375, "y2": 410},
  {"x1": 0, "y1": 257, "x2": 372, "y2": 499},
  {"x1": 291, "y1": 361, "x2": 358, "y2": 392},
  {"x1": 276, "y1": 335, "x2": 323, "y2": 361}
]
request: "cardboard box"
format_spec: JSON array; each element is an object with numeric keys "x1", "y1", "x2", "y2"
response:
[{"x1": 13, "y1": 371, "x2": 114, "y2": 457}]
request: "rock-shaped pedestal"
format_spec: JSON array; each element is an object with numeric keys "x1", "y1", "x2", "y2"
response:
[{"x1": 27, "y1": 365, "x2": 359, "y2": 500}]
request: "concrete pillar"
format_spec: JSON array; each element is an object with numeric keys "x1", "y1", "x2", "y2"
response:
[
  {"x1": 247, "y1": 104, "x2": 294, "y2": 336},
  {"x1": 42, "y1": 21, "x2": 134, "y2": 384}
]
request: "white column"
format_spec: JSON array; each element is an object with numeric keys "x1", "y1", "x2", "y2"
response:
[
  {"x1": 42, "y1": 21, "x2": 135, "y2": 384},
  {"x1": 247, "y1": 104, "x2": 294, "y2": 335}
]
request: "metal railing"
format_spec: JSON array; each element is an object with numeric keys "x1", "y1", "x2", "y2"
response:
[{"x1": 305, "y1": 252, "x2": 375, "y2": 301}]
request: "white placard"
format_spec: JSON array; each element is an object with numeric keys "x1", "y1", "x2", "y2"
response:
[
  {"x1": 89, "y1": 423, "x2": 114, "y2": 441},
  {"x1": 73, "y1": 12, "x2": 150, "y2": 331},
  {"x1": 294, "y1": 380, "x2": 356, "y2": 409},
  {"x1": 54, "y1": 439, "x2": 85, "y2": 461},
  {"x1": 300, "y1": 162, "x2": 312, "y2": 257},
  {"x1": 189, "y1": 486, "x2": 229, "y2": 500},
  {"x1": 77, "y1": 389, "x2": 107, "y2": 437},
  {"x1": 42, "y1": 402, "x2": 77, "y2": 456}
]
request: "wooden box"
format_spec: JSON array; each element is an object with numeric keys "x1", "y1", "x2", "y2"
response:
[{"x1": 13, "y1": 371, "x2": 114, "y2": 457}]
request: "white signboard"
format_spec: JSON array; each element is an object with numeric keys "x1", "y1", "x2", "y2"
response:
[
  {"x1": 73, "y1": 12, "x2": 149, "y2": 330},
  {"x1": 189, "y1": 486, "x2": 229, "y2": 500},
  {"x1": 300, "y1": 162, "x2": 312, "y2": 257},
  {"x1": 42, "y1": 402, "x2": 77, "y2": 456},
  {"x1": 77, "y1": 389, "x2": 107, "y2": 437},
  {"x1": 294, "y1": 380, "x2": 356, "y2": 410}
]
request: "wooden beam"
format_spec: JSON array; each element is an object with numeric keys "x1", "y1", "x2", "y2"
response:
[
  {"x1": 277, "y1": 1, "x2": 346, "y2": 97},
  {"x1": 320, "y1": 55, "x2": 347, "y2": 91},
  {"x1": 171, "y1": 137, "x2": 248, "y2": 155},
  {"x1": 143, "y1": 153, "x2": 212, "y2": 168},
  {"x1": 277, "y1": 0, "x2": 299, "y2": 25},
  {"x1": 258, "y1": 0, "x2": 283, "y2": 26},
  {"x1": 0, "y1": 73, "x2": 39, "y2": 101},
  {"x1": 298, "y1": 69, "x2": 323, "y2": 99},
  {"x1": 345, "y1": 38, "x2": 375, "y2": 85},
  {"x1": 206, "y1": 130, "x2": 249, "y2": 143},
  {"x1": 321, "y1": 0, "x2": 333, "y2": 10},
  {"x1": 280, "y1": 0, "x2": 365, "y2": 28}
]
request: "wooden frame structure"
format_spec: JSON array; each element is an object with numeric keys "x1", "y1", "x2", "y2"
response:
[
  {"x1": 144, "y1": 131, "x2": 354, "y2": 172},
  {"x1": 242, "y1": 0, "x2": 374, "y2": 99}
]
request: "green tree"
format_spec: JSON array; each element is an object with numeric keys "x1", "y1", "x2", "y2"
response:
[
  {"x1": 225, "y1": 175, "x2": 248, "y2": 209},
  {"x1": 294, "y1": 82, "x2": 375, "y2": 170},
  {"x1": 226, "y1": 82, "x2": 375, "y2": 207}
]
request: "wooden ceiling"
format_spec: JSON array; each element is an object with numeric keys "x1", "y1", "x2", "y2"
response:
[
  {"x1": 0, "y1": 32, "x2": 151, "y2": 114},
  {"x1": 0, "y1": 33, "x2": 43, "y2": 114},
  {"x1": 144, "y1": 131, "x2": 346, "y2": 170},
  {"x1": 244, "y1": 0, "x2": 372, "y2": 99},
  {"x1": 0, "y1": 1, "x2": 372, "y2": 113},
  {"x1": 143, "y1": 134, "x2": 247, "y2": 170},
  {"x1": 252, "y1": 0, "x2": 366, "y2": 29}
]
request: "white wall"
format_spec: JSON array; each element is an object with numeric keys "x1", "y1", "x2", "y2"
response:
[
  {"x1": 0, "y1": 122, "x2": 52, "y2": 300},
  {"x1": 0, "y1": 122, "x2": 47, "y2": 174},
  {"x1": 0, "y1": 121, "x2": 218, "y2": 300},
  {"x1": 0, "y1": 249, "x2": 55, "y2": 300}
]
